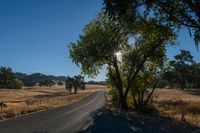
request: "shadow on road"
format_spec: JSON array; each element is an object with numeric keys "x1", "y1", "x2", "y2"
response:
[{"x1": 77, "y1": 107, "x2": 196, "y2": 133}]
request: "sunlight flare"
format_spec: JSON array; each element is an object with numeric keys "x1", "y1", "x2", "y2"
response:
[{"x1": 115, "y1": 51, "x2": 122, "y2": 62}]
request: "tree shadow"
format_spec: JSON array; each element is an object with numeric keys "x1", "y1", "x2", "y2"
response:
[{"x1": 77, "y1": 107, "x2": 196, "y2": 133}]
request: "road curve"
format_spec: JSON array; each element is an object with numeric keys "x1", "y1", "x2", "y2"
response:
[{"x1": 0, "y1": 90, "x2": 106, "y2": 133}]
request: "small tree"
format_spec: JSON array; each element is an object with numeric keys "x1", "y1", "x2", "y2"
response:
[
  {"x1": 169, "y1": 50, "x2": 194, "y2": 90},
  {"x1": 65, "y1": 76, "x2": 74, "y2": 93},
  {"x1": 73, "y1": 75, "x2": 85, "y2": 93},
  {"x1": 65, "y1": 75, "x2": 85, "y2": 94}
]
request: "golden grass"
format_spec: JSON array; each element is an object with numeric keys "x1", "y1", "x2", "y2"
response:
[
  {"x1": 153, "y1": 89, "x2": 200, "y2": 127},
  {"x1": 0, "y1": 85, "x2": 106, "y2": 120}
]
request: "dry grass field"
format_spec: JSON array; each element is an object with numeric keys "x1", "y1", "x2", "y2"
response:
[
  {"x1": 0, "y1": 85, "x2": 106, "y2": 120},
  {"x1": 1, "y1": 85, "x2": 199, "y2": 128},
  {"x1": 153, "y1": 89, "x2": 200, "y2": 127}
]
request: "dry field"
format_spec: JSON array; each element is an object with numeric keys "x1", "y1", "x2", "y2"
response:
[
  {"x1": 153, "y1": 89, "x2": 200, "y2": 127},
  {"x1": 0, "y1": 85, "x2": 106, "y2": 120}
]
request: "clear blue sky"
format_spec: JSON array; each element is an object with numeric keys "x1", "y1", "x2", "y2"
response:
[{"x1": 0, "y1": 0, "x2": 199, "y2": 81}]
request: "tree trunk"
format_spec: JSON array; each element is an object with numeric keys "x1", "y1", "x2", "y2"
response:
[
  {"x1": 179, "y1": 79, "x2": 186, "y2": 90},
  {"x1": 112, "y1": 57, "x2": 128, "y2": 110},
  {"x1": 115, "y1": 84, "x2": 128, "y2": 110},
  {"x1": 119, "y1": 95, "x2": 128, "y2": 110},
  {"x1": 74, "y1": 87, "x2": 77, "y2": 94}
]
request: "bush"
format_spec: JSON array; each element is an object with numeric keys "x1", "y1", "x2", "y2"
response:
[
  {"x1": 6, "y1": 79, "x2": 23, "y2": 89},
  {"x1": 0, "y1": 67, "x2": 23, "y2": 89}
]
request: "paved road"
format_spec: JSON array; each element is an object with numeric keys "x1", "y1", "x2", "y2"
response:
[{"x1": 0, "y1": 91, "x2": 106, "y2": 133}]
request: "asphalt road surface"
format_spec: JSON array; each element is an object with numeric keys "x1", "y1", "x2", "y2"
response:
[{"x1": 0, "y1": 91, "x2": 106, "y2": 133}]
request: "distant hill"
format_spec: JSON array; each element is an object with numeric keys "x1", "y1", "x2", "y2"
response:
[
  {"x1": 14, "y1": 72, "x2": 106, "y2": 87},
  {"x1": 14, "y1": 72, "x2": 68, "y2": 86}
]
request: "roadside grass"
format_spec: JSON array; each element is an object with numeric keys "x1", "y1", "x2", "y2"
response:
[
  {"x1": 0, "y1": 85, "x2": 105, "y2": 120},
  {"x1": 108, "y1": 88, "x2": 200, "y2": 128},
  {"x1": 153, "y1": 89, "x2": 200, "y2": 127},
  {"x1": 106, "y1": 90, "x2": 197, "y2": 133}
]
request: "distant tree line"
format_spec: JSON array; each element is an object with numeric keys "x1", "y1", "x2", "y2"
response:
[
  {"x1": 85, "y1": 81, "x2": 106, "y2": 85},
  {"x1": 39, "y1": 79, "x2": 56, "y2": 87},
  {"x1": 0, "y1": 67, "x2": 103, "y2": 89},
  {"x1": 15, "y1": 72, "x2": 68, "y2": 86}
]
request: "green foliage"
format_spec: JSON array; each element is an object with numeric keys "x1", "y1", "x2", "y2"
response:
[
  {"x1": 163, "y1": 50, "x2": 200, "y2": 89},
  {"x1": 65, "y1": 75, "x2": 85, "y2": 93},
  {"x1": 0, "y1": 67, "x2": 23, "y2": 89},
  {"x1": 69, "y1": 13, "x2": 128, "y2": 76},
  {"x1": 69, "y1": 12, "x2": 175, "y2": 110},
  {"x1": 104, "y1": 0, "x2": 200, "y2": 47},
  {"x1": 169, "y1": 50, "x2": 194, "y2": 89}
]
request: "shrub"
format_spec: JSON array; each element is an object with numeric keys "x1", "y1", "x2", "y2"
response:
[{"x1": 0, "y1": 67, "x2": 23, "y2": 89}]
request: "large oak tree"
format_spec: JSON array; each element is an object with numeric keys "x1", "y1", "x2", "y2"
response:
[{"x1": 69, "y1": 13, "x2": 175, "y2": 109}]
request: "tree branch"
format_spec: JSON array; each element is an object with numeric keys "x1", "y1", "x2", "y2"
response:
[{"x1": 125, "y1": 40, "x2": 162, "y2": 99}]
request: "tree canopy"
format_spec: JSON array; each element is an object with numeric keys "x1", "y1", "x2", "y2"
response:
[
  {"x1": 69, "y1": 13, "x2": 175, "y2": 109},
  {"x1": 70, "y1": 13, "x2": 128, "y2": 76},
  {"x1": 104, "y1": 0, "x2": 200, "y2": 47}
]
